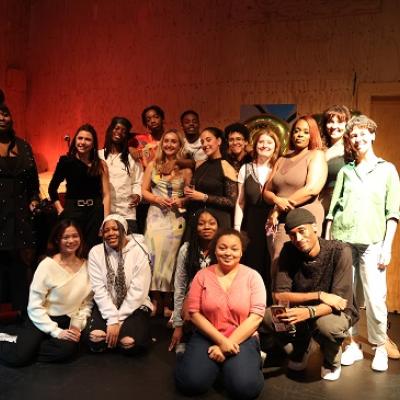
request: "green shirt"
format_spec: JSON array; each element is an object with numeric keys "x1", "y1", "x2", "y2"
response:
[{"x1": 326, "y1": 158, "x2": 400, "y2": 244}]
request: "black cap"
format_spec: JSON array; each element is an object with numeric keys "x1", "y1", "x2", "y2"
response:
[{"x1": 284, "y1": 208, "x2": 316, "y2": 233}]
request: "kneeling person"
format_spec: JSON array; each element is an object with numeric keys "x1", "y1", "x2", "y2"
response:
[
  {"x1": 87, "y1": 214, "x2": 153, "y2": 355},
  {"x1": 263, "y1": 208, "x2": 358, "y2": 381}
]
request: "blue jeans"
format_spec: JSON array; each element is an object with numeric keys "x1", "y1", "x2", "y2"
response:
[{"x1": 175, "y1": 332, "x2": 264, "y2": 400}]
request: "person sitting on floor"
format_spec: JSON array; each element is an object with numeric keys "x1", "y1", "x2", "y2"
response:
[
  {"x1": 0, "y1": 220, "x2": 92, "y2": 366},
  {"x1": 262, "y1": 208, "x2": 358, "y2": 381},
  {"x1": 175, "y1": 229, "x2": 266, "y2": 400},
  {"x1": 87, "y1": 214, "x2": 152, "y2": 355},
  {"x1": 169, "y1": 209, "x2": 219, "y2": 352}
]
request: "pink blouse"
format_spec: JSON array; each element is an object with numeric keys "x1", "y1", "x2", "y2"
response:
[{"x1": 187, "y1": 264, "x2": 266, "y2": 337}]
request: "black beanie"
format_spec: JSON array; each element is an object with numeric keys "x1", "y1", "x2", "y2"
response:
[{"x1": 284, "y1": 209, "x2": 316, "y2": 233}]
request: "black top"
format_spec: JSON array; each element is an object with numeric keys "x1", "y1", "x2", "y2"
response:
[
  {"x1": 225, "y1": 153, "x2": 253, "y2": 173},
  {"x1": 49, "y1": 155, "x2": 102, "y2": 201},
  {"x1": 189, "y1": 158, "x2": 237, "y2": 228},
  {"x1": 275, "y1": 238, "x2": 359, "y2": 325},
  {"x1": 0, "y1": 137, "x2": 39, "y2": 250}
]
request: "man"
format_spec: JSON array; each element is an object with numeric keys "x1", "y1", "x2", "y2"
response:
[
  {"x1": 129, "y1": 105, "x2": 165, "y2": 169},
  {"x1": 326, "y1": 115, "x2": 400, "y2": 371},
  {"x1": 179, "y1": 110, "x2": 206, "y2": 162},
  {"x1": 129, "y1": 105, "x2": 165, "y2": 233},
  {"x1": 263, "y1": 208, "x2": 358, "y2": 381},
  {"x1": 224, "y1": 123, "x2": 252, "y2": 172}
]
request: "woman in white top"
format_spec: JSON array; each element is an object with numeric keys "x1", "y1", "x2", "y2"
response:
[
  {"x1": 99, "y1": 117, "x2": 143, "y2": 234},
  {"x1": 234, "y1": 125, "x2": 280, "y2": 303},
  {"x1": 87, "y1": 214, "x2": 153, "y2": 355},
  {"x1": 0, "y1": 220, "x2": 92, "y2": 366}
]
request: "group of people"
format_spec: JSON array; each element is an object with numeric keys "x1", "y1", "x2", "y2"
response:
[{"x1": 0, "y1": 91, "x2": 399, "y2": 399}]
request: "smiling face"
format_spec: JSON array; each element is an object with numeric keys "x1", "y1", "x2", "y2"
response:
[
  {"x1": 256, "y1": 133, "x2": 276, "y2": 160},
  {"x1": 292, "y1": 119, "x2": 311, "y2": 150},
  {"x1": 348, "y1": 126, "x2": 375, "y2": 156},
  {"x1": 228, "y1": 132, "x2": 247, "y2": 157},
  {"x1": 162, "y1": 132, "x2": 181, "y2": 158},
  {"x1": 0, "y1": 109, "x2": 12, "y2": 133},
  {"x1": 215, "y1": 234, "x2": 242, "y2": 271},
  {"x1": 59, "y1": 226, "x2": 81, "y2": 256},
  {"x1": 197, "y1": 211, "x2": 218, "y2": 241},
  {"x1": 75, "y1": 130, "x2": 94, "y2": 156},
  {"x1": 200, "y1": 130, "x2": 221, "y2": 159},
  {"x1": 181, "y1": 113, "x2": 200, "y2": 137},
  {"x1": 102, "y1": 220, "x2": 122, "y2": 250},
  {"x1": 326, "y1": 115, "x2": 346, "y2": 144},
  {"x1": 288, "y1": 224, "x2": 319, "y2": 255},
  {"x1": 111, "y1": 123, "x2": 128, "y2": 144}
]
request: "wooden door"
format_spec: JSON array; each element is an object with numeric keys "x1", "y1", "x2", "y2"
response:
[{"x1": 370, "y1": 95, "x2": 400, "y2": 312}]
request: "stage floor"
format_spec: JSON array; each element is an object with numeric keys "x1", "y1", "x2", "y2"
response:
[{"x1": 1, "y1": 311, "x2": 399, "y2": 400}]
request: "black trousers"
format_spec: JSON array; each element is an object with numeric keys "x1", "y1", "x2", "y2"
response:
[
  {"x1": 0, "y1": 316, "x2": 79, "y2": 367},
  {"x1": 61, "y1": 199, "x2": 104, "y2": 254},
  {"x1": 87, "y1": 304, "x2": 151, "y2": 355},
  {"x1": 0, "y1": 249, "x2": 35, "y2": 312}
]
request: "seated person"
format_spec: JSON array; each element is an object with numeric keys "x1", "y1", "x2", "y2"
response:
[
  {"x1": 87, "y1": 214, "x2": 152, "y2": 355},
  {"x1": 169, "y1": 209, "x2": 219, "y2": 352},
  {"x1": 262, "y1": 208, "x2": 358, "y2": 381},
  {"x1": 175, "y1": 229, "x2": 266, "y2": 400},
  {"x1": 0, "y1": 220, "x2": 92, "y2": 366}
]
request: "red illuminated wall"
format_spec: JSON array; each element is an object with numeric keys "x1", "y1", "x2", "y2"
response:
[{"x1": 2, "y1": 0, "x2": 400, "y2": 171}]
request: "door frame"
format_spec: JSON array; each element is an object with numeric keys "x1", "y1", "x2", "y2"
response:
[{"x1": 357, "y1": 82, "x2": 400, "y2": 115}]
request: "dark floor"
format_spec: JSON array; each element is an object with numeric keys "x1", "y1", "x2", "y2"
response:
[{"x1": 0, "y1": 312, "x2": 399, "y2": 400}]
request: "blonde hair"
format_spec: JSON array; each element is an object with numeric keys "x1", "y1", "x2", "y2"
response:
[{"x1": 154, "y1": 129, "x2": 186, "y2": 174}]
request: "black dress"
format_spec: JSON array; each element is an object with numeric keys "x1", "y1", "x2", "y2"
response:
[
  {"x1": 48, "y1": 156, "x2": 104, "y2": 253},
  {"x1": 0, "y1": 137, "x2": 39, "y2": 309},
  {"x1": 239, "y1": 163, "x2": 272, "y2": 304},
  {"x1": 188, "y1": 158, "x2": 237, "y2": 228}
]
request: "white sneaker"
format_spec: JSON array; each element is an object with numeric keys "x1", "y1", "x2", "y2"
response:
[
  {"x1": 0, "y1": 333, "x2": 17, "y2": 343},
  {"x1": 341, "y1": 342, "x2": 363, "y2": 366},
  {"x1": 371, "y1": 345, "x2": 388, "y2": 372},
  {"x1": 321, "y1": 366, "x2": 341, "y2": 381}
]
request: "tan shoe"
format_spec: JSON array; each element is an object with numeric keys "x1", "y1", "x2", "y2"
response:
[{"x1": 386, "y1": 338, "x2": 400, "y2": 359}]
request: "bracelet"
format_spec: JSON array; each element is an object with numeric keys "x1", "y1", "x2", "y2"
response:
[
  {"x1": 307, "y1": 306, "x2": 317, "y2": 319},
  {"x1": 203, "y1": 194, "x2": 208, "y2": 203}
]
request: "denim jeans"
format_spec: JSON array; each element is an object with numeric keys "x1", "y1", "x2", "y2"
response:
[{"x1": 175, "y1": 332, "x2": 264, "y2": 400}]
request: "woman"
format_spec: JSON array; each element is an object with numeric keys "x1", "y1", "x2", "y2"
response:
[
  {"x1": 99, "y1": 116, "x2": 143, "y2": 234},
  {"x1": 175, "y1": 229, "x2": 266, "y2": 399},
  {"x1": 263, "y1": 115, "x2": 327, "y2": 280},
  {"x1": 0, "y1": 220, "x2": 92, "y2": 366},
  {"x1": 235, "y1": 125, "x2": 280, "y2": 302},
  {"x1": 185, "y1": 127, "x2": 238, "y2": 229},
  {"x1": 319, "y1": 105, "x2": 351, "y2": 214},
  {"x1": 49, "y1": 123, "x2": 110, "y2": 253},
  {"x1": 0, "y1": 102, "x2": 40, "y2": 313},
  {"x1": 87, "y1": 214, "x2": 153, "y2": 355},
  {"x1": 142, "y1": 129, "x2": 192, "y2": 317},
  {"x1": 326, "y1": 115, "x2": 400, "y2": 371},
  {"x1": 169, "y1": 209, "x2": 219, "y2": 352}
]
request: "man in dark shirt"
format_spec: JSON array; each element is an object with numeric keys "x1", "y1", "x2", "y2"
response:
[{"x1": 262, "y1": 208, "x2": 358, "y2": 381}]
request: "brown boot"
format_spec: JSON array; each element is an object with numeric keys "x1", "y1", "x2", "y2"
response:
[{"x1": 385, "y1": 338, "x2": 400, "y2": 359}]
